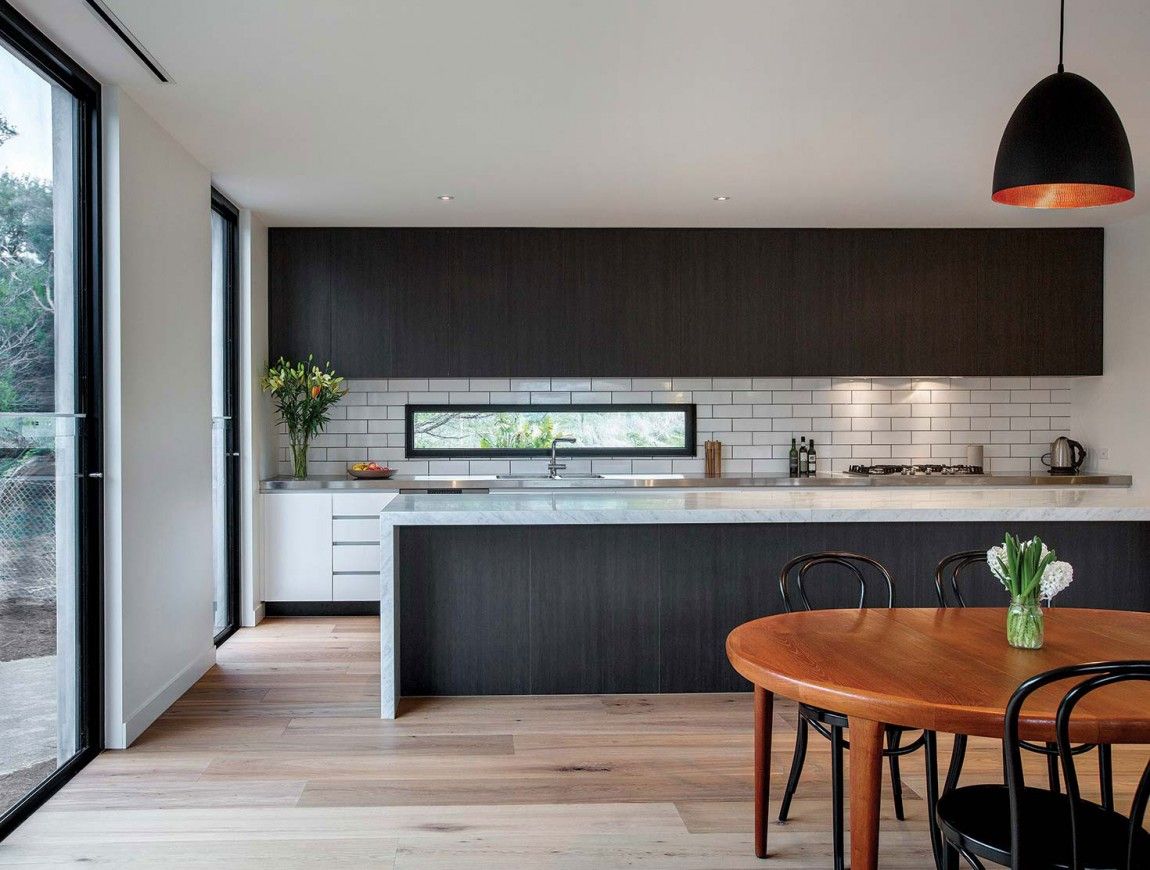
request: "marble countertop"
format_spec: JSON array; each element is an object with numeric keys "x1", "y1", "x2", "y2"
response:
[
  {"x1": 379, "y1": 488, "x2": 1150, "y2": 525},
  {"x1": 263, "y1": 471, "x2": 1132, "y2": 492}
]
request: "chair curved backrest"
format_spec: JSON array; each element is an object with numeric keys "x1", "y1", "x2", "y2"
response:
[
  {"x1": 1002, "y1": 661, "x2": 1150, "y2": 870},
  {"x1": 779, "y1": 552, "x2": 894, "y2": 613},
  {"x1": 934, "y1": 549, "x2": 988, "y2": 608}
]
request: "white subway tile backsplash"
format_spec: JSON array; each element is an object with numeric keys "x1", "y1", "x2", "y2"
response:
[
  {"x1": 772, "y1": 390, "x2": 812, "y2": 404},
  {"x1": 631, "y1": 378, "x2": 673, "y2": 391},
  {"x1": 550, "y1": 378, "x2": 592, "y2": 391},
  {"x1": 469, "y1": 378, "x2": 511, "y2": 392},
  {"x1": 281, "y1": 375, "x2": 1080, "y2": 476},
  {"x1": 751, "y1": 377, "x2": 791, "y2": 390},
  {"x1": 852, "y1": 417, "x2": 891, "y2": 431},
  {"x1": 1029, "y1": 376, "x2": 1071, "y2": 390},
  {"x1": 672, "y1": 378, "x2": 712, "y2": 390},
  {"x1": 385, "y1": 379, "x2": 427, "y2": 392},
  {"x1": 593, "y1": 378, "x2": 632, "y2": 391},
  {"x1": 852, "y1": 390, "x2": 891, "y2": 404},
  {"x1": 428, "y1": 379, "x2": 470, "y2": 391},
  {"x1": 791, "y1": 377, "x2": 833, "y2": 390},
  {"x1": 911, "y1": 403, "x2": 950, "y2": 417},
  {"x1": 1010, "y1": 390, "x2": 1051, "y2": 403},
  {"x1": 489, "y1": 391, "x2": 532, "y2": 404},
  {"x1": 693, "y1": 391, "x2": 733, "y2": 404},
  {"x1": 733, "y1": 390, "x2": 775, "y2": 404},
  {"x1": 652, "y1": 391, "x2": 693, "y2": 404},
  {"x1": 511, "y1": 378, "x2": 550, "y2": 391},
  {"x1": 564, "y1": 390, "x2": 609, "y2": 404},
  {"x1": 990, "y1": 377, "x2": 1031, "y2": 389}
]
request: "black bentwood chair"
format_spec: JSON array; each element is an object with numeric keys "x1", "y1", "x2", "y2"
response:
[
  {"x1": 934, "y1": 551, "x2": 1114, "y2": 809},
  {"x1": 936, "y1": 661, "x2": 1150, "y2": 870},
  {"x1": 778, "y1": 552, "x2": 935, "y2": 870}
]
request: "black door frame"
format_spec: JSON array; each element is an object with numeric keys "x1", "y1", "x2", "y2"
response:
[
  {"x1": 211, "y1": 188, "x2": 241, "y2": 646},
  {"x1": 0, "y1": 0, "x2": 103, "y2": 842}
]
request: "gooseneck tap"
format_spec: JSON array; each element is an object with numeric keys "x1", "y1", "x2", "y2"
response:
[{"x1": 548, "y1": 437, "x2": 577, "y2": 479}]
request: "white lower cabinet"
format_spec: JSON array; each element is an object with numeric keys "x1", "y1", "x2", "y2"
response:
[
  {"x1": 262, "y1": 491, "x2": 395, "y2": 604},
  {"x1": 263, "y1": 493, "x2": 334, "y2": 601}
]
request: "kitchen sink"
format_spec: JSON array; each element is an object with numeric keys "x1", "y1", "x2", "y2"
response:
[{"x1": 495, "y1": 473, "x2": 604, "y2": 480}]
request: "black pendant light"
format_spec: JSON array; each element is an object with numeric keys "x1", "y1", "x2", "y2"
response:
[{"x1": 992, "y1": 0, "x2": 1134, "y2": 208}]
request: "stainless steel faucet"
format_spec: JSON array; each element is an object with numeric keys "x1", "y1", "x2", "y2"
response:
[{"x1": 548, "y1": 437, "x2": 576, "y2": 478}]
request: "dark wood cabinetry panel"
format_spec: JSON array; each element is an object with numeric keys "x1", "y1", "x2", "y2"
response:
[
  {"x1": 396, "y1": 521, "x2": 1148, "y2": 696},
  {"x1": 398, "y1": 527, "x2": 531, "y2": 695},
  {"x1": 528, "y1": 525, "x2": 661, "y2": 693},
  {"x1": 658, "y1": 524, "x2": 786, "y2": 693},
  {"x1": 269, "y1": 228, "x2": 1104, "y2": 377},
  {"x1": 268, "y1": 229, "x2": 333, "y2": 366}
]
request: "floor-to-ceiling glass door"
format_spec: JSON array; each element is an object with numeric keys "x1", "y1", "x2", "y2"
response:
[
  {"x1": 211, "y1": 190, "x2": 239, "y2": 644},
  {"x1": 0, "y1": 3, "x2": 101, "y2": 839}
]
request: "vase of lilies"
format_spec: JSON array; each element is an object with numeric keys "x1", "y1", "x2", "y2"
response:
[
  {"x1": 262, "y1": 356, "x2": 347, "y2": 479},
  {"x1": 987, "y1": 534, "x2": 1074, "y2": 650}
]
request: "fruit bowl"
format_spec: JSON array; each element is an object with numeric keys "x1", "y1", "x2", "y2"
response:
[{"x1": 347, "y1": 463, "x2": 395, "y2": 480}]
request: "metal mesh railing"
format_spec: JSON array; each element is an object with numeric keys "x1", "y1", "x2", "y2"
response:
[{"x1": 0, "y1": 454, "x2": 56, "y2": 603}]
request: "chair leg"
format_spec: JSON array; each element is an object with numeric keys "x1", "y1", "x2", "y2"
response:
[
  {"x1": 1045, "y1": 742, "x2": 1061, "y2": 794},
  {"x1": 944, "y1": 734, "x2": 967, "y2": 794},
  {"x1": 831, "y1": 724, "x2": 846, "y2": 870},
  {"x1": 887, "y1": 726, "x2": 906, "y2": 821},
  {"x1": 778, "y1": 715, "x2": 809, "y2": 822},
  {"x1": 924, "y1": 731, "x2": 943, "y2": 870},
  {"x1": 941, "y1": 841, "x2": 960, "y2": 870},
  {"x1": 1098, "y1": 743, "x2": 1114, "y2": 811}
]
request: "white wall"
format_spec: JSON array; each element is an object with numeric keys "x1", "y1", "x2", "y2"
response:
[
  {"x1": 1075, "y1": 215, "x2": 1150, "y2": 493},
  {"x1": 239, "y1": 209, "x2": 273, "y2": 625},
  {"x1": 103, "y1": 88, "x2": 216, "y2": 748}
]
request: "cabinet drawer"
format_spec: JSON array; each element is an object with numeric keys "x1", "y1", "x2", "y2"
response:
[
  {"x1": 332, "y1": 542, "x2": 381, "y2": 572},
  {"x1": 332, "y1": 573, "x2": 380, "y2": 602},
  {"x1": 332, "y1": 517, "x2": 380, "y2": 542},
  {"x1": 332, "y1": 493, "x2": 397, "y2": 516}
]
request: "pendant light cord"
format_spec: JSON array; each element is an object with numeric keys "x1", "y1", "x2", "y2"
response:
[{"x1": 1058, "y1": 0, "x2": 1065, "y2": 72}]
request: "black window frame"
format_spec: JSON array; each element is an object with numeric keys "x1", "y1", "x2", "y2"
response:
[
  {"x1": 405, "y1": 404, "x2": 698, "y2": 459},
  {"x1": 210, "y1": 188, "x2": 240, "y2": 646},
  {"x1": 0, "y1": 0, "x2": 103, "y2": 842}
]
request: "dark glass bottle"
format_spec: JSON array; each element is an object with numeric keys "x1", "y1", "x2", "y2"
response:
[
  {"x1": 788, "y1": 437, "x2": 799, "y2": 478},
  {"x1": 808, "y1": 438, "x2": 818, "y2": 477},
  {"x1": 799, "y1": 436, "x2": 809, "y2": 477}
]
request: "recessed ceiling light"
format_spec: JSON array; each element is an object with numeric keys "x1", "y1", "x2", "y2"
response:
[
  {"x1": 437, "y1": 195, "x2": 455, "y2": 201},
  {"x1": 712, "y1": 195, "x2": 731, "y2": 201}
]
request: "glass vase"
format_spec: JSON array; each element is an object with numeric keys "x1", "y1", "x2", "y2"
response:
[
  {"x1": 1006, "y1": 597, "x2": 1044, "y2": 649},
  {"x1": 290, "y1": 438, "x2": 310, "y2": 480}
]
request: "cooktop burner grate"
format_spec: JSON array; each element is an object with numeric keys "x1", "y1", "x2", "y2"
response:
[{"x1": 846, "y1": 464, "x2": 985, "y2": 476}]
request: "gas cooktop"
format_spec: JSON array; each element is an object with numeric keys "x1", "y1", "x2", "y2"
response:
[{"x1": 845, "y1": 464, "x2": 985, "y2": 476}]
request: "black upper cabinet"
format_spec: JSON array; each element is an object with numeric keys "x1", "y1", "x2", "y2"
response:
[{"x1": 268, "y1": 227, "x2": 1103, "y2": 377}]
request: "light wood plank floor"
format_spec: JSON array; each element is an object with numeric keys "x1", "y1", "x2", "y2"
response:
[{"x1": 0, "y1": 617, "x2": 1143, "y2": 868}]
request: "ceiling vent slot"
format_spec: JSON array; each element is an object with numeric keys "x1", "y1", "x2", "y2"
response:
[{"x1": 83, "y1": 0, "x2": 171, "y2": 83}]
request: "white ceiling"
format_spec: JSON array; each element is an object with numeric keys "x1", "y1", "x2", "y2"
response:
[{"x1": 13, "y1": 0, "x2": 1150, "y2": 227}]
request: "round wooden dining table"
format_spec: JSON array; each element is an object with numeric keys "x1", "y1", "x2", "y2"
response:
[{"x1": 726, "y1": 607, "x2": 1150, "y2": 869}]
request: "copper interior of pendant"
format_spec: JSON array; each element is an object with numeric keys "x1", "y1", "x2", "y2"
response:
[{"x1": 992, "y1": 183, "x2": 1134, "y2": 208}]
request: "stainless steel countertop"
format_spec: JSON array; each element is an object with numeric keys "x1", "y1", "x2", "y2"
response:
[{"x1": 260, "y1": 472, "x2": 1132, "y2": 492}]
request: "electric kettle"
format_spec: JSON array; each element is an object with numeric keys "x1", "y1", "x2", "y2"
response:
[{"x1": 1042, "y1": 437, "x2": 1086, "y2": 475}]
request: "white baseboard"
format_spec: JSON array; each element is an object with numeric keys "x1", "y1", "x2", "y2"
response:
[
  {"x1": 245, "y1": 602, "x2": 265, "y2": 627},
  {"x1": 109, "y1": 646, "x2": 216, "y2": 748}
]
